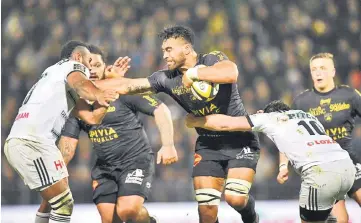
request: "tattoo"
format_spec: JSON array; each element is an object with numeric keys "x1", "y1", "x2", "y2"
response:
[
  {"x1": 126, "y1": 84, "x2": 154, "y2": 95},
  {"x1": 58, "y1": 138, "x2": 76, "y2": 164}
]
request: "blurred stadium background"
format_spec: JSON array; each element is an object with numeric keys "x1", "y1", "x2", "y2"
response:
[{"x1": 1, "y1": 0, "x2": 360, "y2": 222}]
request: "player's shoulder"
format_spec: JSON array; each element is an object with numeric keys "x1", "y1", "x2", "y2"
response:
[
  {"x1": 151, "y1": 69, "x2": 178, "y2": 78},
  {"x1": 55, "y1": 59, "x2": 88, "y2": 73},
  {"x1": 199, "y1": 51, "x2": 228, "y2": 64},
  {"x1": 293, "y1": 89, "x2": 313, "y2": 101},
  {"x1": 337, "y1": 85, "x2": 358, "y2": 94}
]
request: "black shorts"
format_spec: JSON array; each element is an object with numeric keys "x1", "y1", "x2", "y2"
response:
[
  {"x1": 91, "y1": 153, "x2": 155, "y2": 205},
  {"x1": 192, "y1": 136, "x2": 260, "y2": 178}
]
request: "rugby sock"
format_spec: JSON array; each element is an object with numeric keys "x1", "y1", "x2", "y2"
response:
[
  {"x1": 35, "y1": 212, "x2": 50, "y2": 223},
  {"x1": 236, "y1": 195, "x2": 257, "y2": 223},
  {"x1": 49, "y1": 212, "x2": 71, "y2": 223}
]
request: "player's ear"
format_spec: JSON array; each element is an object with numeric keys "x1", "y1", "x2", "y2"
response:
[
  {"x1": 71, "y1": 52, "x2": 82, "y2": 63},
  {"x1": 184, "y1": 44, "x2": 192, "y2": 55},
  {"x1": 331, "y1": 67, "x2": 336, "y2": 78}
]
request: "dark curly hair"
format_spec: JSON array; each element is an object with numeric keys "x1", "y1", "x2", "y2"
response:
[
  {"x1": 263, "y1": 100, "x2": 291, "y2": 113},
  {"x1": 158, "y1": 25, "x2": 195, "y2": 46},
  {"x1": 88, "y1": 44, "x2": 107, "y2": 64},
  {"x1": 60, "y1": 40, "x2": 89, "y2": 59}
]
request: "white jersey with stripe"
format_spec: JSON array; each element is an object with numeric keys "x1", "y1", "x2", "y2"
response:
[
  {"x1": 7, "y1": 59, "x2": 90, "y2": 144},
  {"x1": 248, "y1": 110, "x2": 350, "y2": 172}
]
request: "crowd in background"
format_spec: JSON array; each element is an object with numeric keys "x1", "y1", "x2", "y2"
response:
[{"x1": 2, "y1": 0, "x2": 360, "y2": 204}]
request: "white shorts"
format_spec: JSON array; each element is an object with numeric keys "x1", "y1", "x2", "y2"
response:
[
  {"x1": 4, "y1": 138, "x2": 69, "y2": 191},
  {"x1": 299, "y1": 158, "x2": 356, "y2": 211}
]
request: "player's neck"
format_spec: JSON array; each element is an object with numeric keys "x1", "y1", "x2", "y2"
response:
[
  {"x1": 180, "y1": 52, "x2": 198, "y2": 74},
  {"x1": 314, "y1": 82, "x2": 336, "y2": 93}
]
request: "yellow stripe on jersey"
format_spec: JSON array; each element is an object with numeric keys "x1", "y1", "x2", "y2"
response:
[{"x1": 355, "y1": 89, "x2": 361, "y2": 97}]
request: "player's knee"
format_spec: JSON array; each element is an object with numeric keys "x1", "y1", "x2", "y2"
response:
[
  {"x1": 195, "y1": 188, "x2": 222, "y2": 206},
  {"x1": 198, "y1": 205, "x2": 218, "y2": 223},
  {"x1": 48, "y1": 189, "x2": 74, "y2": 216},
  {"x1": 224, "y1": 178, "x2": 251, "y2": 209},
  {"x1": 116, "y1": 202, "x2": 142, "y2": 221}
]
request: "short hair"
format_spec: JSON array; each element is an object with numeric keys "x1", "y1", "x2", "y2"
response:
[
  {"x1": 158, "y1": 25, "x2": 195, "y2": 45},
  {"x1": 60, "y1": 40, "x2": 89, "y2": 59},
  {"x1": 309, "y1": 52, "x2": 334, "y2": 63},
  {"x1": 263, "y1": 100, "x2": 291, "y2": 113},
  {"x1": 88, "y1": 44, "x2": 107, "y2": 64}
]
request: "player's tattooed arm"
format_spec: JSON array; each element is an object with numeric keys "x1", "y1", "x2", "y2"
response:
[
  {"x1": 72, "y1": 99, "x2": 108, "y2": 125},
  {"x1": 67, "y1": 71, "x2": 117, "y2": 107},
  {"x1": 185, "y1": 114, "x2": 251, "y2": 131},
  {"x1": 95, "y1": 78, "x2": 155, "y2": 95},
  {"x1": 57, "y1": 136, "x2": 78, "y2": 165},
  {"x1": 154, "y1": 103, "x2": 178, "y2": 165}
]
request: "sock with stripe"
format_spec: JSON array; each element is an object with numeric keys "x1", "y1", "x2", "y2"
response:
[
  {"x1": 49, "y1": 212, "x2": 71, "y2": 223},
  {"x1": 35, "y1": 212, "x2": 50, "y2": 223},
  {"x1": 48, "y1": 189, "x2": 73, "y2": 223}
]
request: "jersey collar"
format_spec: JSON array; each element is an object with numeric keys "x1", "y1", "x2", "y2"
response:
[{"x1": 312, "y1": 86, "x2": 337, "y2": 96}]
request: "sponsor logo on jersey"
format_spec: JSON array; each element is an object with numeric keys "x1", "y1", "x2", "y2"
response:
[
  {"x1": 325, "y1": 126, "x2": 348, "y2": 140},
  {"x1": 73, "y1": 63, "x2": 87, "y2": 73},
  {"x1": 193, "y1": 153, "x2": 202, "y2": 167},
  {"x1": 171, "y1": 86, "x2": 192, "y2": 96},
  {"x1": 89, "y1": 127, "x2": 119, "y2": 143},
  {"x1": 107, "y1": 106, "x2": 116, "y2": 112},
  {"x1": 355, "y1": 163, "x2": 361, "y2": 180},
  {"x1": 15, "y1": 112, "x2": 29, "y2": 121},
  {"x1": 142, "y1": 95, "x2": 159, "y2": 107},
  {"x1": 329, "y1": 103, "x2": 350, "y2": 112},
  {"x1": 54, "y1": 160, "x2": 65, "y2": 170},
  {"x1": 125, "y1": 169, "x2": 144, "y2": 185},
  {"x1": 191, "y1": 103, "x2": 220, "y2": 116},
  {"x1": 307, "y1": 139, "x2": 337, "y2": 146}
]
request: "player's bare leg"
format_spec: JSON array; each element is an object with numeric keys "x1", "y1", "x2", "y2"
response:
[
  {"x1": 351, "y1": 188, "x2": 361, "y2": 206},
  {"x1": 193, "y1": 176, "x2": 224, "y2": 223},
  {"x1": 330, "y1": 200, "x2": 348, "y2": 223},
  {"x1": 96, "y1": 203, "x2": 123, "y2": 223},
  {"x1": 35, "y1": 199, "x2": 51, "y2": 223},
  {"x1": 39, "y1": 178, "x2": 74, "y2": 223},
  {"x1": 116, "y1": 195, "x2": 150, "y2": 223},
  {"x1": 225, "y1": 168, "x2": 258, "y2": 223}
]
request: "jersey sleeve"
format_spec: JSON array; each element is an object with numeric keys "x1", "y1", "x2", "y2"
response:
[
  {"x1": 123, "y1": 94, "x2": 162, "y2": 116},
  {"x1": 202, "y1": 51, "x2": 229, "y2": 66},
  {"x1": 147, "y1": 71, "x2": 168, "y2": 93},
  {"x1": 62, "y1": 60, "x2": 90, "y2": 82},
  {"x1": 352, "y1": 89, "x2": 361, "y2": 117},
  {"x1": 61, "y1": 116, "x2": 82, "y2": 139},
  {"x1": 247, "y1": 113, "x2": 271, "y2": 132}
]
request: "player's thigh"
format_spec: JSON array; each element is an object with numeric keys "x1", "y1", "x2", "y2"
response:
[
  {"x1": 4, "y1": 138, "x2": 68, "y2": 191},
  {"x1": 117, "y1": 153, "x2": 155, "y2": 200},
  {"x1": 331, "y1": 200, "x2": 348, "y2": 222}
]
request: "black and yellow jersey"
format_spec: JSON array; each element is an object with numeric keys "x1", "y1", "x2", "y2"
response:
[{"x1": 293, "y1": 85, "x2": 361, "y2": 152}]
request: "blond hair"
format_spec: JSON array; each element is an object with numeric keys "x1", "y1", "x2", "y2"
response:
[{"x1": 310, "y1": 53, "x2": 334, "y2": 63}]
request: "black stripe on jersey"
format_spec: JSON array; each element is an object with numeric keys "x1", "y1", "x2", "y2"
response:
[
  {"x1": 314, "y1": 188, "x2": 318, "y2": 211},
  {"x1": 39, "y1": 158, "x2": 51, "y2": 185},
  {"x1": 33, "y1": 160, "x2": 44, "y2": 186},
  {"x1": 246, "y1": 115, "x2": 254, "y2": 127},
  {"x1": 51, "y1": 129, "x2": 61, "y2": 139},
  {"x1": 67, "y1": 90, "x2": 77, "y2": 105},
  {"x1": 36, "y1": 159, "x2": 48, "y2": 186},
  {"x1": 308, "y1": 186, "x2": 312, "y2": 210}
]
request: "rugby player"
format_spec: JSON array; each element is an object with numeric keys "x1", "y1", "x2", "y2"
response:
[
  {"x1": 4, "y1": 40, "x2": 119, "y2": 223},
  {"x1": 186, "y1": 100, "x2": 356, "y2": 223},
  {"x1": 101, "y1": 25, "x2": 260, "y2": 223},
  {"x1": 293, "y1": 53, "x2": 361, "y2": 222}
]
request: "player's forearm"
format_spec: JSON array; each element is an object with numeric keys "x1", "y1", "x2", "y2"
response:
[
  {"x1": 154, "y1": 104, "x2": 174, "y2": 146},
  {"x1": 95, "y1": 78, "x2": 154, "y2": 95},
  {"x1": 197, "y1": 61, "x2": 238, "y2": 83},
  {"x1": 57, "y1": 137, "x2": 78, "y2": 165},
  {"x1": 73, "y1": 79, "x2": 101, "y2": 101},
  {"x1": 73, "y1": 100, "x2": 107, "y2": 125},
  {"x1": 279, "y1": 152, "x2": 289, "y2": 169}
]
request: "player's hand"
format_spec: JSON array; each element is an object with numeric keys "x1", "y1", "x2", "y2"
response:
[
  {"x1": 185, "y1": 114, "x2": 197, "y2": 128},
  {"x1": 277, "y1": 167, "x2": 289, "y2": 184},
  {"x1": 157, "y1": 145, "x2": 178, "y2": 165},
  {"x1": 96, "y1": 90, "x2": 119, "y2": 107},
  {"x1": 106, "y1": 56, "x2": 131, "y2": 78},
  {"x1": 182, "y1": 73, "x2": 194, "y2": 88}
]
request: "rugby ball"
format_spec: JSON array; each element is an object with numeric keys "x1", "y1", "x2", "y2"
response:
[{"x1": 191, "y1": 81, "x2": 219, "y2": 102}]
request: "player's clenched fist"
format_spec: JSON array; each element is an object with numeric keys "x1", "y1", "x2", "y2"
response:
[
  {"x1": 157, "y1": 145, "x2": 179, "y2": 165},
  {"x1": 277, "y1": 167, "x2": 289, "y2": 184},
  {"x1": 96, "y1": 90, "x2": 119, "y2": 107}
]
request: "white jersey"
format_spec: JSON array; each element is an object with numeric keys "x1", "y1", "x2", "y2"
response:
[
  {"x1": 7, "y1": 59, "x2": 90, "y2": 144},
  {"x1": 248, "y1": 110, "x2": 350, "y2": 172}
]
